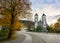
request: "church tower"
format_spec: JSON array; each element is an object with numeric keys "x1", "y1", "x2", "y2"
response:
[
  {"x1": 42, "y1": 13, "x2": 47, "y2": 32},
  {"x1": 34, "y1": 13, "x2": 38, "y2": 28}
]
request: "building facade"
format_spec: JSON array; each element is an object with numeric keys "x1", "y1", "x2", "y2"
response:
[{"x1": 34, "y1": 13, "x2": 47, "y2": 32}]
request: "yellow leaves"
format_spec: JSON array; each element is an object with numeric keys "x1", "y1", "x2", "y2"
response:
[
  {"x1": 19, "y1": 22, "x2": 24, "y2": 29},
  {"x1": 53, "y1": 23, "x2": 59, "y2": 29},
  {"x1": 12, "y1": 21, "x2": 19, "y2": 29},
  {"x1": 0, "y1": 8, "x2": 11, "y2": 27},
  {"x1": 0, "y1": 0, "x2": 31, "y2": 30},
  {"x1": 0, "y1": 0, "x2": 31, "y2": 38},
  {"x1": 53, "y1": 18, "x2": 60, "y2": 32},
  {"x1": 12, "y1": 21, "x2": 23, "y2": 30},
  {"x1": 53, "y1": 18, "x2": 60, "y2": 29}
]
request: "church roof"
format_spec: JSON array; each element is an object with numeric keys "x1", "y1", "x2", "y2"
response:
[
  {"x1": 35, "y1": 13, "x2": 38, "y2": 16},
  {"x1": 43, "y1": 13, "x2": 46, "y2": 16}
]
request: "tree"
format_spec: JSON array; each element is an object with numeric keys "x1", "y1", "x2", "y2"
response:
[
  {"x1": 33, "y1": 26, "x2": 42, "y2": 32},
  {"x1": 36, "y1": 26, "x2": 42, "y2": 32},
  {"x1": 0, "y1": 0, "x2": 31, "y2": 38},
  {"x1": 57, "y1": 18, "x2": 60, "y2": 22},
  {"x1": 53, "y1": 18, "x2": 60, "y2": 32},
  {"x1": 47, "y1": 25, "x2": 54, "y2": 32}
]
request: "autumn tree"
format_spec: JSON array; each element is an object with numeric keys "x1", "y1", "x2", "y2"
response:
[
  {"x1": 53, "y1": 18, "x2": 60, "y2": 32},
  {"x1": 0, "y1": 0, "x2": 31, "y2": 38}
]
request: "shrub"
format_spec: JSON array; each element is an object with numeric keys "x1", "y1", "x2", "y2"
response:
[
  {"x1": 47, "y1": 25, "x2": 54, "y2": 32},
  {"x1": 35, "y1": 26, "x2": 42, "y2": 32},
  {"x1": 0, "y1": 26, "x2": 10, "y2": 41}
]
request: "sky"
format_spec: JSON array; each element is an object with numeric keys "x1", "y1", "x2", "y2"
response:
[{"x1": 30, "y1": 0, "x2": 60, "y2": 25}]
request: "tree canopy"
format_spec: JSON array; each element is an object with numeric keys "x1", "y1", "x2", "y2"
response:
[
  {"x1": 0, "y1": 0, "x2": 31, "y2": 38},
  {"x1": 53, "y1": 18, "x2": 60, "y2": 32}
]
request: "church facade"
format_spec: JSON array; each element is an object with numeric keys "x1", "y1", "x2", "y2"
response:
[{"x1": 34, "y1": 13, "x2": 47, "y2": 32}]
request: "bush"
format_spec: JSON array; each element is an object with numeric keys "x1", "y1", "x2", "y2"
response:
[
  {"x1": 28, "y1": 26, "x2": 42, "y2": 32},
  {"x1": 35, "y1": 26, "x2": 42, "y2": 32},
  {"x1": 0, "y1": 26, "x2": 10, "y2": 41},
  {"x1": 30, "y1": 26, "x2": 42, "y2": 32},
  {"x1": 47, "y1": 25, "x2": 54, "y2": 32}
]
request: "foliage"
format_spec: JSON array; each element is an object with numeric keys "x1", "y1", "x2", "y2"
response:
[
  {"x1": 0, "y1": 26, "x2": 10, "y2": 41},
  {"x1": 53, "y1": 18, "x2": 60, "y2": 32},
  {"x1": 0, "y1": 0, "x2": 31, "y2": 39},
  {"x1": 47, "y1": 25, "x2": 54, "y2": 32},
  {"x1": 35, "y1": 26, "x2": 42, "y2": 32},
  {"x1": 29, "y1": 26, "x2": 42, "y2": 32}
]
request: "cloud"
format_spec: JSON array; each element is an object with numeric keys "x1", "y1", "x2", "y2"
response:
[
  {"x1": 43, "y1": 5, "x2": 60, "y2": 16},
  {"x1": 43, "y1": 5, "x2": 60, "y2": 25},
  {"x1": 31, "y1": 5, "x2": 60, "y2": 25},
  {"x1": 30, "y1": 0, "x2": 60, "y2": 25}
]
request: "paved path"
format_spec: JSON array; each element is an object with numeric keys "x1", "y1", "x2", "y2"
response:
[
  {"x1": 0, "y1": 31, "x2": 32, "y2": 43},
  {"x1": 1, "y1": 31, "x2": 60, "y2": 43},
  {"x1": 19, "y1": 31, "x2": 47, "y2": 43},
  {"x1": 16, "y1": 31, "x2": 32, "y2": 43},
  {"x1": 1, "y1": 31, "x2": 26, "y2": 43},
  {"x1": 22, "y1": 34, "x2": 32, "y2": 43},
  {"x1": 0, "y1": 31, "x2": 46, "y2": 43},
  {"x1": 27, "y1": 32, "x2": 60, "y2": 43},
  {"x1": 28, "y1": 33, "x2": 47, "y2": 43},
  {"x1": 17, "y1": 31, "x2": 32, "y2": 43}
]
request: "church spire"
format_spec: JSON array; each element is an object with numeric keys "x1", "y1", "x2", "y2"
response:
[
  {"x1": 42, "y1": 13, "x2": 47, "y2": 32},
  {"x1": 34, "y1": 13, "x2": 38, "y2": 28},
  {"x1": 35, "y1": 13, "x2": 38, "y2": 16},
  {"x1": 42, "y1": 13, "x2": 46, "y2": 16}
]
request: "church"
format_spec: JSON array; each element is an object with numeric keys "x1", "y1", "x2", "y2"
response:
[
  {"x1": 34, "y1": 13, "x2": 47, "y2": 32},
  {"x1": 20, "y1": 13, "x2": 47, "y2": 32}
]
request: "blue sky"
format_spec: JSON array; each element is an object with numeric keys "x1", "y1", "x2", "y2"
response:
[
  {"x1": 30, "y1": 0, "x2": 60, "y2": 9},
  {"x1": 30, "y1": 0, "x2": 60, "y2": 25}
]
